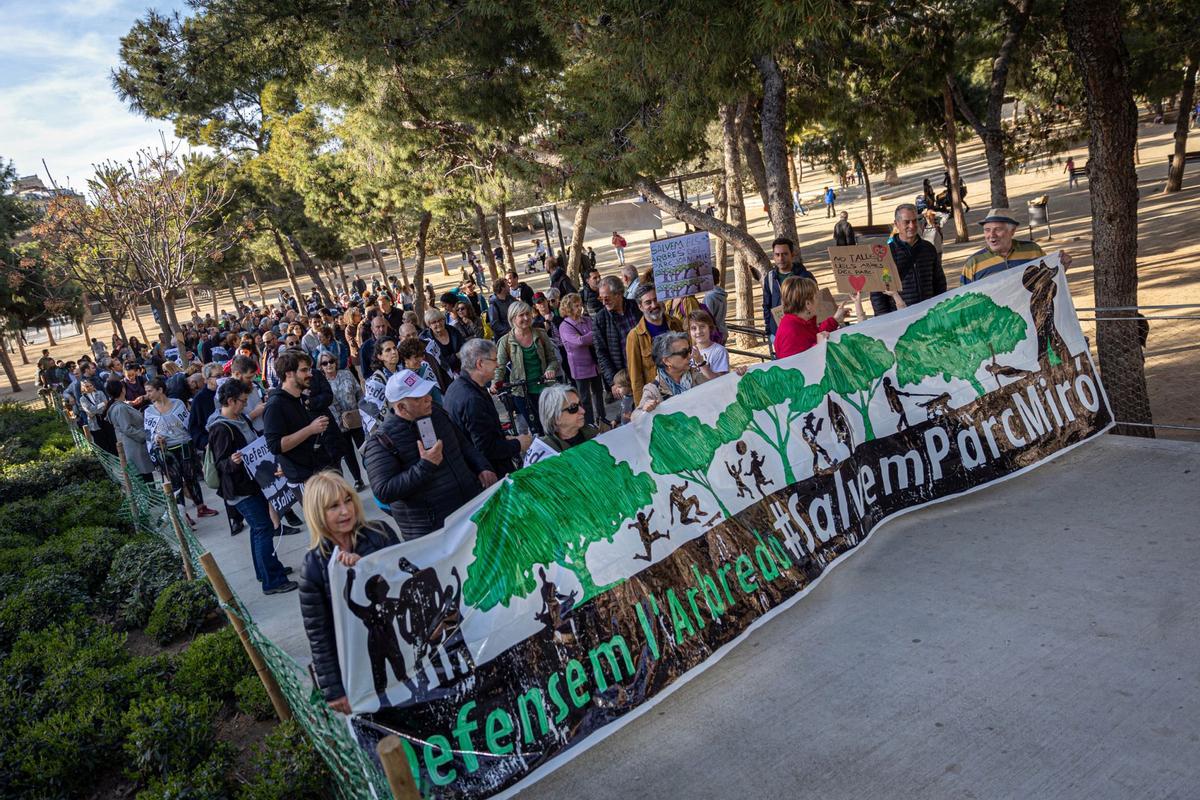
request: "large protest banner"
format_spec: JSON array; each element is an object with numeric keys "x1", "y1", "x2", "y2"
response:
[{"x1": 329, "y1": 256, "x2": 1112, "y2": 798}]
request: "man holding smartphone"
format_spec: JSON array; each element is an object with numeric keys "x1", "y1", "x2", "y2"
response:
[{"x1": 363, "y1": 369, "x2": 498, "y2": 539}]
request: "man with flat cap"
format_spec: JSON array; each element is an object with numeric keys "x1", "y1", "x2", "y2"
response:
[{"x1": 959, "y1": 207, "x2": 1073, "y2": 286}]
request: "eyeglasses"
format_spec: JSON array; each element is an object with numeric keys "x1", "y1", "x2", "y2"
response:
[
  {"x1": 562, "y1": 403, "x2": 582, "y2": 414},
  {"x1": 669, "y1": 348, "x2": 690, "y2": 358}
]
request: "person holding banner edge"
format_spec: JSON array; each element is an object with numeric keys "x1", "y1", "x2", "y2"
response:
[{"x1": 209, "y1": 380, "x2": 297, "y2": 595}]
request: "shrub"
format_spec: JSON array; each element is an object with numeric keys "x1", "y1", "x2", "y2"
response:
[
  {"x1": 63, "y1": 525, "x2": 130, "y2": 595},
  {"x1": 102, "y1": 538, "x2": 185, "y2": 629},
  {"x1": 172, "y1": 626, "x2": 252, "y2": 704},
  {"x1": 234, "y1": 675, "x2": 274, "y2": 721},
  {"x1": 135, "y1": 746, "x2": 234, "y2": 800},
  {"x1": 238, "y1": 721, "x2": 333, "y2": 800},
  {"x1": 0, "y1": 449, "x2": 108, "y2": 504},
  {"x1": 0, "y1": 480, "x2": 125, "y2": 542},
  {"x1": 146, "y1": 579, "x2": 218, "y2": 645},
  {"x1": 0, "y1": 570, "x2": 90, "y2": 653},
  {"x1": 122, "y1": 694, "x2": 219, "y2": 781},
  {"x1": 0, "y1": 404, "x2": 62, "y2": 462}
]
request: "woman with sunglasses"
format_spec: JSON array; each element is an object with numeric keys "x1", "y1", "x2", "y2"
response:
[
  {"x1": 537, "y1": 383, "x2": 598, "y2": 453},
  {"x1": 318, "y1": 352, "x2": 366, "y2": 490},
  {"x1": 453, "y1": 301, "x2": 484, "y2": 340},
  {"x1": 633, "y1": 331, "x2": 712, "y2": 420}
]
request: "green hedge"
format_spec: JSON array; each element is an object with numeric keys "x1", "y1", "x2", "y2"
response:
[
  {"x1": 146, "y1": 579, "x2": 218, "y2": 645},
  {"x1": 101, "y1": 538, "x2": 187, "y2": 629},
  {"x1": 0, "y1": 449, "x2": 109, "y2": 505}
]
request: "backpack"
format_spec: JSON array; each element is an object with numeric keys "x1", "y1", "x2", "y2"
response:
[{"x1": 203, "y1": 419, "x2": 236, "y2": 490}]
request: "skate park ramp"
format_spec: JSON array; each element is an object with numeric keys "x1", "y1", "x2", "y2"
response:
[{"x1": 521, "y1": 434, "x2": 1200, "y2": 800}]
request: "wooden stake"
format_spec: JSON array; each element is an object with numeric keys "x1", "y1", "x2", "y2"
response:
[
  {"x1": 200, "y1": 552, "x2": 293, "y2": 722},
  {"x1": 377, "y1": 736, "x2": 421, "y2": 800},
  {"x1": 160, "y1": 479, "x2": 195, "y2": 581}
]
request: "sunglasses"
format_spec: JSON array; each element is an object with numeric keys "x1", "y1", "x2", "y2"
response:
[
  {"x1": 320, "y1": 360, "x2": 336, "y2": 366},
  {"x1": 670, "y1": 348, "x2": 690, "y2": 358},
  {"x1": 562, "y1": 402, "x2": 582, "y2": 414}
]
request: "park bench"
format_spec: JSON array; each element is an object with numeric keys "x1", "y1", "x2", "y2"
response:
[
  {"x1": 854, "y1": 223, "x2": 894, "y2": 239},
  {"x1": 1166, "y1": 151, "x2": 1200, "y2": 169},
  {"x1": 1069, "y1": 165, "x2": 1088, "y2": 182}
]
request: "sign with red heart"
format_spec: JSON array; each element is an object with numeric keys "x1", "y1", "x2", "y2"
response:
[{"x1": 828, "y1": 244, "x2": 897, "y2": 294}]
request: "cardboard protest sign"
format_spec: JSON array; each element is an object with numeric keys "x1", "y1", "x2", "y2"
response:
[
  {"x1": 239, "y1": 435, "x2": 300, "y2": 513},
  {"x1": 649, "y1": 231, "x2": 715, "y2": 300},
  {"x1": 331, "y1": 256, "x2": 1112, "y2": 800},
  {"x1": 770, "y1": 288, "x2": 837, "y2": 326},
  {"x1": 829, "y1": 244, "x2": 897, "y2": 294},
  {"x1": 521, "y1": 436, "x2": 561, "y2": 469}
]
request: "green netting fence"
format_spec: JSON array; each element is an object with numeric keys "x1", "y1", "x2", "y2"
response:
[{"x1": 56, "y1": 406, "x2": 393, "y2": 800}]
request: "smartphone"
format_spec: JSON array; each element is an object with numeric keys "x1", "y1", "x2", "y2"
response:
[{"x1": 416, "y1": 416, "x2": 438, "y2": 450}]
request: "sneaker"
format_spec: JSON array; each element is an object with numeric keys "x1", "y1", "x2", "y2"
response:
[
  {"x1": 196, "y1": 505, "x2": 219, "y2": 518},
  {"x1": 279, "y1": 525, "x2": 302, "y2": 536},
  {"x1": 264, "y1": 580, "x2": 298, "y2": 595}
]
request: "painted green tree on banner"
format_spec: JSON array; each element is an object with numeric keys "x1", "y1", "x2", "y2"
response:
[
  {"x1": 894, "y1": 293, "x2": 1028, "y2": 396},
  {"x1": 822, "y1": 333, "x2": 895, "y2": 441},
  {"x1": 464, "y1": 441, "x2": 656, "y2": 611},
  {"x1": 729, "y1": 366, "x2": 827, "y2": 484},
  {"x1": 649, "y1": 411, "x2": 733, "y2": 518}
]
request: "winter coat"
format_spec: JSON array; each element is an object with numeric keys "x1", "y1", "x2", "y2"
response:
[
  {"x1": 870, "y1": 237, "x2": 947, "y2": 315},
  {"x1": 362, "y1": 404, "x2": 489, "y2": 537},
  {"x1": 592, "y1": 301, "x2": 642, "y2": 387},
  {"x1": 443, "y1": 373, "x2": 521, "y2": 477},
  {"x1": 107, "y1": 400, "x2": 153, "y2": 475},
  {"x1": 207, "y1": 413, "x2": 261, "y2": 501},
  {"x1": 493, "y1": 328, "x2": 561, "y2": 397},
  {"x1": 625, "y1": 314, "x2": 686, "y2": 405},
  {"x1": 557, "y1": 315, "x2": 599, "y2": 380},
  {"x1": 299, "y1": 520, "x2": 400, "y2": 702}
]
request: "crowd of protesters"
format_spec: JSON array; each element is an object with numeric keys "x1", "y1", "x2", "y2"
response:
[{"x1": 42, "y1": 203, "x2": 1071, "y2": 713}]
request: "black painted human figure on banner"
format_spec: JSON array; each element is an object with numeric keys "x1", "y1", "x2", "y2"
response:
[
  {"x1": 344, "y1": 570, "x2": 414, "y2": 707},
  {"x1": 669, "y1": 481, "x2": 702, "y2": 524},
  {"x1": 725, "y1": 458, "x2": 753, "y2": 498},
  {"x1": 746, "y1": 450, "x2": 774, "y2": 497},
  {"x1": 628, "y1": 510, "x2": 670, "y2": 562},
  {"x1": 801, "y1": 413, "x2": 833, "y2": 473},
  {"x1": 827, "y1": 396, "x2": 854, "y2": 452},
  {"x1": 395, "y1": 557, "x2": 475, "y2": 691},
  {"x1": 984, "y1": 344, "x2": 1034, "y2": 388},
  {"x1": 535, "y1": 565, "x2": 577, "y2": 639},
  {"x1": 882, "y1": 377, "x2": 913, "y2": 430},
  {"x1": 1022, "y1": 260, "x2": 1070, "y2": 366}
]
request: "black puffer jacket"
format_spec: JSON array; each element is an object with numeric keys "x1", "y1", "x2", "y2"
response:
[
  {"x1": 870, "y1": 237, "x2": 947, "y2": 315},
  {"x1": 298, "y1": 520, "x2": 400, "y2": 703},
  {"x1": 362, "y1": 404, "x2": 490, "y2": 538}
]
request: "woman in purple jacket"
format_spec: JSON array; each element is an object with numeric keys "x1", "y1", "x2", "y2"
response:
[{"x1": 558, "y1": 293, "x2": 609, "y2": 428}]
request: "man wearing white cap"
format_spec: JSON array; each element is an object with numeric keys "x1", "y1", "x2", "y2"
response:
[
  {"x1": 362, "y1": 369, "x2": 498, "y2": 539},
  {"x1": 959, "y1": 207, "x2": 1072, "y2": 286}
]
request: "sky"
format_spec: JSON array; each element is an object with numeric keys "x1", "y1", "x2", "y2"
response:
[{"x1": 0, "y1": 0, "x2": 193, "y2": 193}]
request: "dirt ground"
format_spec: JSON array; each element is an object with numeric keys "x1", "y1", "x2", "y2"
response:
[{"x1": 8, "y1": 120, "x2": 1197, "y2": 438}]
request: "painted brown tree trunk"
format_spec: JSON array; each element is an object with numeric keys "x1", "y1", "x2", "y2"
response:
[
  {"x1": 497, "y1": 200, "x2": 517, "y2": 273},
  {"x1": 855, "y1": 152, "x2": 874, "y2": 226},
  {"x1": 738, "y1": 105, "x2": 772, "y2": 217},
  {"x1": 1064, "y1": 0, "x2": 1153, "y2": 436},
  {"x1": 942, "y1": 82, "x2": 971, "y2": 243},
  {"x1": 1166, "y1": 55, "x2": 1198, "y2": 193},
  {"x1": 752, "y1": 52, "x2": 798, "y2": 244},
  {"x1": 0, "y1": 336, "x2": 19, "y2": 392},
  {"x1": 388, "y1": 222, "x2": 411, "y2": 286},
  {"x1": 269, "y1": 227, "x2": 306, "y2": 303},
  {"x1": 474, "y1": 202, "x2": 500, "y2": 283},
  {"x1": 413, "y1": 211, "x2": 432, "y2": 321},
  {"x1": 566, "y1": 201, "x2": 591, "y2": 284}
]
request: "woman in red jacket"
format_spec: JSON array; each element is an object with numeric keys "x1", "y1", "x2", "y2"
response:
[{"x1": 774, "y1": 276, "x2": 849, "y2": 359}]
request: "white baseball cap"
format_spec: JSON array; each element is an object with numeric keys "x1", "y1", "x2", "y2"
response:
[{"x1": 385, "y1": 369, "x2": 436, "y2": 403}]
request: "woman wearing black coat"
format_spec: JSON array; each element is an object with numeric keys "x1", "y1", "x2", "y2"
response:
[{"x1": 297, "y1": 470, "x2": 400, "y2": 714}]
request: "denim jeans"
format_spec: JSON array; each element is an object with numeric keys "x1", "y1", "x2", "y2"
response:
[{"x1": 234, "y1": 494, "x2": 289, "y2": 591}]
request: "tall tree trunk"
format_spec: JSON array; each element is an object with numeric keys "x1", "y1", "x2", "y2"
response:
[
  {"x1": 1064, "y1": 0, "x2": 1153, "y2": 436},
  {"x1": 1166, "y1": 55, "x2": 1198, "y2": 193},
  {"x1": 249, "y1": 265, "x2": 267, "y2": 307},
  {"x1": 787, "y1": 149, "x2": 800, "y2": 194},
  {"x1": 497, "y1": 199, "x2": 517, "y2": 273},
  {"x1": 855, "y1": 152, "x2": 874, "y2": 227},
  {"x1": 44, "y1": 323, "x2": 56, "y2": 346},
  {"x1": 269, "y1": 227, "x2": 306, "y2": 303},
  {"x1": 132, "y1": 303, "x2": 149, "y2": 343},
  {"x1": 942, "y1": 82, "x2": 971, "y2": 243},
  {"x1": 387, "y1": 221, "x2": 411, "y2": 286},
  {"x1": 162, "y1": 289, "x2": 182, "y2": 334},
  {"x1": 474, "y1": 202, "x2": 500, "y2": 283},
  {"x1": 335, "y1": 259, "x2": 349, "y2": 294},
  {"x1": 752, "y1": 52, "x2": 798, "y2": 243},
  {"x1": 714, "y1": 180, "x2": 729, "y2": 281},
  {"x1": 949, "y1": 0, "x2": 1032, "y2": 208},
  {"x1": 368, "y1": 240, "x2": 391, "y2": 287},
  {"x1": 284, "y1": 234, "x2": 333, "y2": 305},
  {"x1": 721, "y1": 101, "x2": 760, "y2": 345},
  {"x1": 15, "y1": 329, "x2": 28, "y2": 364},
  {"x1": 566, "y1": 202, "x2": 591, "y2": 283},
  {"x1": 0, "y1": 335, "x2": 19, "y2": 392},
  {"x1": 110, "y1": 309, "x2": 128, "y2": 344},
  {"x1": 413, "y1": 211, "x2": 432, "y2": 321},
  {"x1": 738, "y1": 104, "x2": 772, "y2": 216}
]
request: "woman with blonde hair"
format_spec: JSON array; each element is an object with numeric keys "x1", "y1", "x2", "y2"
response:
[
  {"x1": 297, "y1": 470, "x2": 400, "y2": 715},
  {"x1": 774, "y1": 276, "x2": 848, "y2": 359},
  {"x1": 494, "y1": 300, "x2": 560, "y2": 434}
]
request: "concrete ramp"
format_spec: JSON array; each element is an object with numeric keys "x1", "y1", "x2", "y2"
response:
[{"x1": 521, "y1": 435, "x2": 1200, "y2": 800}]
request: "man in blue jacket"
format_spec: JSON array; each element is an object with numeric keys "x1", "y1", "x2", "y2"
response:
[{"x1": 761, "y1": 237, "x2": 815, "y2": 345}]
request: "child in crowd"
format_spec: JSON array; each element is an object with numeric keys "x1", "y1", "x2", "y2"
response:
[
  {"x1": 687, "y1": 309, "x2": 730, "y2": 378},
  {"x1": 774, "y1": 276, "x2": 849, "y2": 360},
  {"x1": 612, "y1": 369, "x2": 633, "y2": 425}
]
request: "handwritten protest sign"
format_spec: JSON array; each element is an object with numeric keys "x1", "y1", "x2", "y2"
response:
[
  {"x1": 521, "y1": 437, "x2": 561, "y2": 469},
  {"x1": 649, "y1": 231, "x2": 714, "y2": 300},
  {"x1": 829, "y1": 244, "x2": 897, "y2": 294},
  {"x1": 239, "y1": 435, "x2": 300, "y2": 513}
]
